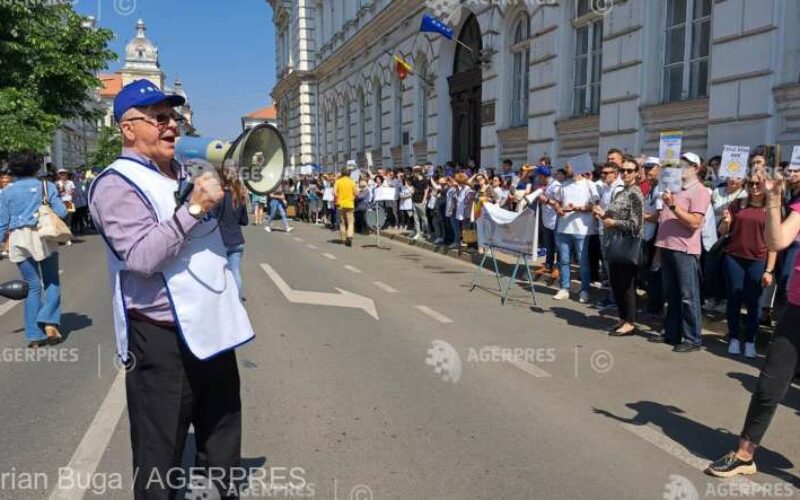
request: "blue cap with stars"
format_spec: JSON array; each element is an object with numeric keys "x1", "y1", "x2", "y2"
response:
[{"x1": 113, "y1": 79, "x2": 185, "y2": 123}]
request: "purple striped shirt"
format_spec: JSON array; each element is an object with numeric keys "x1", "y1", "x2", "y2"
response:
[{"x1": 88, "y1": 149, "x2": 200, "y2": 322}]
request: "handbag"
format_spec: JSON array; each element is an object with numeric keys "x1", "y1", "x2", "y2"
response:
[
  {"x1": 605, "y1": 232, "x2": 642, "y2": 266},
  {"x1": 37, "y1": 181, "x2": 73, "y2": 243}
]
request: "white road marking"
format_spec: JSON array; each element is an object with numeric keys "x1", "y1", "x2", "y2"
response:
[
  {"x1": 261, "y1": 263, "x2": 378, "y2": 320},
  {"x1": 343, "y1": 265, "x2": 362, "y2": 274},
  {"x1": 415, "y1": 305, "x2": 453, "y2": 324},
  {"x1": 619, "y1": 423, "x2": 759, "y2": 489},
  {"x1": 322, "y1": 253, "x2": 337, "y2": 260},
  {"x1": 482, "y1": 346, "x2": 552, "y2": 378},
  {"x1": 372, "y1": 281, "x2": 398, "y2": 294},
  {"x1": 0, "y1": 299, "x2": 20, "y2": 319},
  {"x1": 293, "y1": 237, "x2": 304, "y2": 242},
  {"x1": 48, "y1": 371, "x2": 126, "y2": 500},
  {"x1": 306, "y1": 244, "x2": 319, "y2": 250}
]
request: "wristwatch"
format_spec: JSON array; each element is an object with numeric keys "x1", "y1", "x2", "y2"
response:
[{"x1": 188, "y1": 203, "x2": 204, "y2": 219}]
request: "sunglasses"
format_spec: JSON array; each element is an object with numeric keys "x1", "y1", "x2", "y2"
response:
[
  {"x1": 620, "y1": 168, "x2": 637, "y2": 174},
  {"x1": 747, "y1": 181, "x2": 762, "y2": 187},
  {"x1": 124, "y1": 112, "x2": 185, "y2": 129}
]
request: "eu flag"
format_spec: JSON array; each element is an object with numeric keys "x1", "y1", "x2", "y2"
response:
[{"x1": 420, "y1": 13, "x2": 454, "y2": 40}]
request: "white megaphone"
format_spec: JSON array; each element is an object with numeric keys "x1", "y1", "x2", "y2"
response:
[{"x1": 175, "y1": 123, "x2": 288, "y2": 195}]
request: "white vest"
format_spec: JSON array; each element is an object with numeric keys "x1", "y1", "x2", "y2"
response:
[{"x1": 91, "y1": 158, "x2": 255, "y2": 361}]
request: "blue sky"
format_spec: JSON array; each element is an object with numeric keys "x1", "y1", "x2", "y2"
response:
[{"x1": 74, "y1": 0, "x2": 276, "y2": 140}]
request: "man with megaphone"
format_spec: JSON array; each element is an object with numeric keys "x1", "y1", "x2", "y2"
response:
[{"x1": 88, "y1": 79, "x2": 254, "y2": 499}]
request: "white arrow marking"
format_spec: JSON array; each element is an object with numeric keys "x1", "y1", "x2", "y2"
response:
[{"x1": 261, "y1": 263, "x2": 378, "y2": 320}]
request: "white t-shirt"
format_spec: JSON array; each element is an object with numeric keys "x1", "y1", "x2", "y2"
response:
[
  {"x1": 555, "y1": 178, "x2": 599, "y2": 235},
  {"x1": 541, "y1": 179, "x2": 561, "y2": 230},
  {"x1": 597, "y1": 179, "x2": 624, "y2": 236},
  {"x1": 643, "y1": 183, "x2": 664, "y2": 241}
]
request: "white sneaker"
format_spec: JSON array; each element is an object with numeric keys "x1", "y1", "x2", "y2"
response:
[
  {"x1": 412, "y1": 233, "x2": 421, "y2": 240},
  {"x1": 579, "y1": 291, "x2": 590, "y2": 304},
  {"x1": 286, "y1": 227, "x2": 294, "y2": 233},
  {"x1": 434, "y1": 238, "x2": 443, "y2": 244},
  {"x1": 264, "y1": 226, "x2": 272, "y2": 232},
  {"x1": 553, "y1": 289, "x2": 570, "y2": 301},
  {"x1": 728, "y1": 338, "x2": 741, "y2": 355},
  {"x1": 744, "y1": 342, "x2": 757, "y2": 359}
]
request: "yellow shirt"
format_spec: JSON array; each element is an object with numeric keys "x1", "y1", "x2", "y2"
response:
[{"x1": 334, "y1": 176, "x2": 357, "y2": 209}]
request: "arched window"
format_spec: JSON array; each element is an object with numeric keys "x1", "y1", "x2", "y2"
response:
[
  {"x1": 394, "y1": 79, "x2": 403, "y2": 146},
  {"x1": 358, "y1": 88, "x2": 366, "y2": 151},
  {"x1": 373, "y1": 81, "x2": 382, "y2": 150},
  {"x1": 344, "y1": 97, "x2": 352, "y2": 156},
  {"x1": 510, "y1": 13, "x2": 530, "y2": 127},
  {"x1": 416, "y1": 60, "x2": 428, "y2": 140},
  {"x1": 138, "y1": 49, "x2": 144, "y2": 59}
]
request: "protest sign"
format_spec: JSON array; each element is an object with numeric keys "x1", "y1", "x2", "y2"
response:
[
  {"x1": 373, "y1": 186, "x2": 397, "y2": 202},
  {"x1": 567, "y1": 153, "x2": 594, "y2": 175},
  {"x1": 790, "y1": 146, "x2": 800, "y2": 168},
  {"x1": 660, "y1": 167, "x2": 683, "y2": 193},
  {"x1": 719, "y1": 145, "x2": 750, "y2": 179},
  {"x1": 659, "y1": 131, "x2": 683, "y2": 167}
]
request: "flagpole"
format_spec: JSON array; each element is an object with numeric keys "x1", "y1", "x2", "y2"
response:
[{"x1": 453, "y1": 38, "x2": 474, "y2": 53}]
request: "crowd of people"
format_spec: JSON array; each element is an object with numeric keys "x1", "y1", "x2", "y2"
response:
[{"x1": 251, "y1": 150, "x2": 799, "y2": 355}]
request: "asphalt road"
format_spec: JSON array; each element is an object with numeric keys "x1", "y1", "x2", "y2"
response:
[{"x1": 0, "y1": 224, "x2": 799, "y2": 499}]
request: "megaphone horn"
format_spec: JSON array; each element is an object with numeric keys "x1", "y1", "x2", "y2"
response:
[{"x1": 175, "y1": 122, "x2": 288, "y2": 195}]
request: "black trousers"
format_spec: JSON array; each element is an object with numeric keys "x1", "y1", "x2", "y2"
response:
[
  {"x1": 609, "y1": 263, "x2": 638, "y2": 323},
  {"x1": 126, "y1": 319, "x2": 242, "y2": 499},
  {"x1": 741, "y1": 304, "x2": 800, "y2": 445}
]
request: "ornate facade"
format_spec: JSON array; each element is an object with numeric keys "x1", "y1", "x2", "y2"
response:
[{"x1": 269, "y1": 0, "x2": 800, "y2": 171}]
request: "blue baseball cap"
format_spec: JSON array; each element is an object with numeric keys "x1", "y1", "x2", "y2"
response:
[{"x1": 113, "y1": 79, "x2": 185, "y2": 123}]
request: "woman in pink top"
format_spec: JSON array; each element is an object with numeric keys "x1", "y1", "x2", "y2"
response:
[{"x1": 707, "y1": 173, "x2": 800, "y2": 478}]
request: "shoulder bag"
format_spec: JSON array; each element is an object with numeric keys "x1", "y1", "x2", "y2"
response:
[{"x1": 37, "y1": 181, "x2": 73, "y2": 243}]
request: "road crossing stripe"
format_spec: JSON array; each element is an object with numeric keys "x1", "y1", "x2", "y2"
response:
[
  {"x1": 343, "y1": 265, "x2": 362, "y2": 274},
  {"x1": 306, "y1": 244, "x2": 319, "y2": 250},
  {"x1": 322, "y1": 253, "x2": 336, "y2": 260},
  {"x1": 372, "y1": 281, "x2": 398, "y2": 294},
  {"x1": 415, "y1": 305, "x2": 453, "y2": 324}
]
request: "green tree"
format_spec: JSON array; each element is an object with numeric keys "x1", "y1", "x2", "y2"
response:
[
  {"x1": 90, "y1": 125, "x2": 122, "y2": 168},
  {"x1": 0, "y1": 2, "x2": 116, "y2": 155}
]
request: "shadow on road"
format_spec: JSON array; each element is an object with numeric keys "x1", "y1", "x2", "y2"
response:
[
  {"x1": 60, "y1": 312, "x2": 92, "y2": 341},
  {"x1": 727, "y1": 372, "x2": 800, "y2": 417},
  {"x1": 593, "y1": 401, "x2": 800, "y2": 487}
]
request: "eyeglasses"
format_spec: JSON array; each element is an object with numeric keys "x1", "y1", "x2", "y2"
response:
[
  {"x1": 620, "y1": 168, "x2": 638, "y2": 174},
  {"x1": 747, "y1": 181, "x2": 762, "y2": 187},
  {"x1": 124, "y1": 112, "x2": 185, "y2": 129}
]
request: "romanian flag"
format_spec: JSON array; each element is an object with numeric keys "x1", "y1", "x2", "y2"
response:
[{"x1": 394, "y1": 54, "x2": 413, "y2": 80}]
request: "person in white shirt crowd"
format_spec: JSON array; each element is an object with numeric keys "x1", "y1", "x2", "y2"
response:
[
  {"x1": 535, "y1": 166, "x2": 560, "y2": 283},
  {"x1": 595, "y1": 161, "x2": 625, "y2": 308},
  {"x1": 553, "y1": 163, "x2": 600, "y2": 302},
  {"x1": 641, "y1": 157, "x2": 665, "y2": 320}
]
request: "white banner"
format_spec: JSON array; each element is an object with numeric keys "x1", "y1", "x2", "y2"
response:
[
  {"x1": 719, "y1": 145, "x2": 750, "y2": 179},
  {"x1": 373, "y1": 186, "x2": 397, "y2": 202},
  {"x1": 477, "y1": 203, "x2": 539, "y2": 257}
]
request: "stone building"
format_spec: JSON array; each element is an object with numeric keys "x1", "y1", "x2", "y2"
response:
[{"x1": 268, "y1": 0, "x2": 800, "y2": 171}]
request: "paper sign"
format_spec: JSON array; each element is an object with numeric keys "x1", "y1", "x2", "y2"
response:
[
  {"x1": 567, "y1": 153, "x2": 594, "y2": 175},
  {"x1": 790, "y1": 146, "x2": 800, "y2": 168},
  {"x1": 660, "y1": 167, "x2": 683, "y2": 193},
  {"x1": 350, "y1": 168, "x2": 361, "y2": 183},
  {"x1": 365, "y1": 151, "x2": 374, "y2": 168},
  {"x1": 373, "y1": 186, "x2": 397, "y2": 202},
  {"x1": 719, "y1": 145, "x2": 750, "y2": 179},
  {"x1": 659, "y1": 131, "x2": 683, "y2": 167},
  {"x1": 322, "y1": 187, "x2": 334, "y2": 201}
]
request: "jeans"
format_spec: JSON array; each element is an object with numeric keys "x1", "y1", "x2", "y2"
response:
[
  {"x1": 413, "y1": 202, "x2": 429, "y2": 237},
  {"x1": 450, "y1": 217, "x2": 462, "y2": 246},
  {"x1": 266, "y1": 199, "x2": 290, "y2": 230},
  {"x1": 541, "y1": 226, "x2": 557, "y2": 271},
  {"x1": 724, "y1": 254, "x2": 765, "y2": 343},
  {"x1": 17, "y1": 252, "x2": 61, "y2": 342},
  {"x1": 661, "y1": 249, "x2": 703, "y2": 346},
  {"x1": 741, "y1": 304, "x2": 800, "y2": 445},
  {"x1": 226, "y1": 245, "x2": 244, "y2": 298},
  {"x1": 555, "y1": 232, "x2": 590, "y2": 293}
]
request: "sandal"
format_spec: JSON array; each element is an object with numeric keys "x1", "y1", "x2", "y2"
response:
[
  {"x1": 44, "y1": 325, "x2": 63, "y2": 345},
  {"x1": 27, "y1": 340, "x2": 47, "y2": 349}
]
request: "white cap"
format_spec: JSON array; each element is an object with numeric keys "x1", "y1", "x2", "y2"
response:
[
  {"x1": 681, "y1": 152, "x2": 702, "y2": 166},
  {"x1": 644, "y1": 157, "x2": 661, "y2": 167}
]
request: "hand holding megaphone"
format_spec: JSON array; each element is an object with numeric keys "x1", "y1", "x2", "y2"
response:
[{"x1": 190, "y1": 171, "x2": 225, "y2": 213}]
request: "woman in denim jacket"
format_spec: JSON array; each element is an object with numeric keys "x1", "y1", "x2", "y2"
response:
[{"x1": 0, "y1": 152, "x2": 68, "y2": 348}]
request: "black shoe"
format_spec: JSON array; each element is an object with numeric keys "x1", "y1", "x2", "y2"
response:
[
  {"x1": 648, "y1": 335, "x2": 679, "y2": 345},
  {"x1": 705, "y1": 451, "x2": 757, "y2": 478},
  {"x1": 345, "y1": 238, "x2": 352, "y2": 247},
  {"x1": 673, "y1": 342, "x2": 702, "y2": 353}
]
